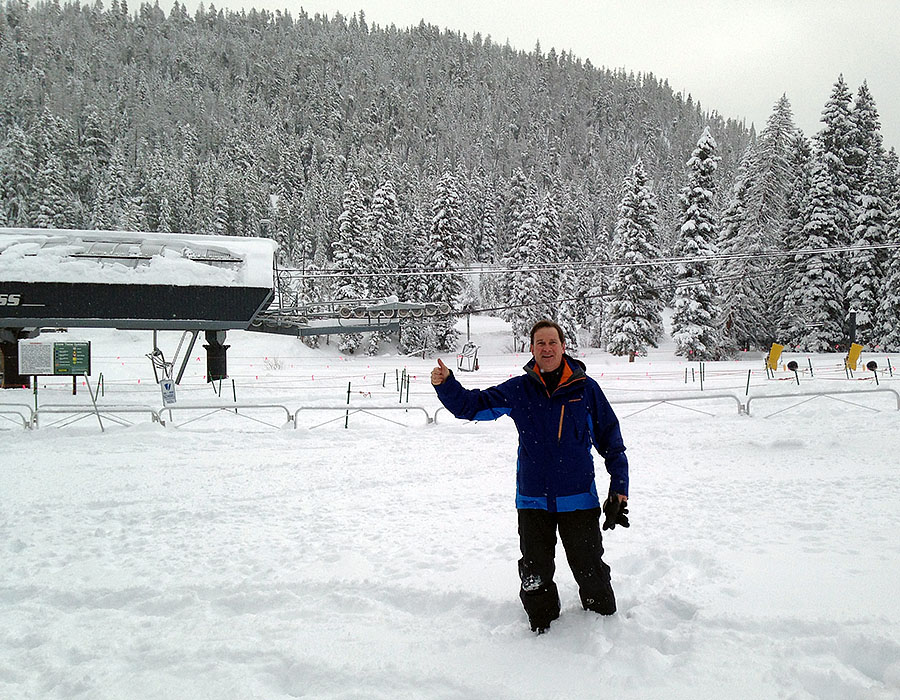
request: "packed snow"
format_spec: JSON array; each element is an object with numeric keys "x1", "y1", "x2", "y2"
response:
[
  {"x1": 2, "y1": 315, "x2": 900, "y2": 699},
  {"x1": 0, "y1": 228, "x2": 276, "y2": 288}
]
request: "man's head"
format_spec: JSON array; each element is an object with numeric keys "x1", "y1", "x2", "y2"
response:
[{"x1": 529, "y1": 320, "x2": 565, "y2": 373}]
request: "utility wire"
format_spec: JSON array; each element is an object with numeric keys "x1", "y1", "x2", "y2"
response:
[
  {"x1": 278, "y1": 241, "x2": 900, "y2": 281},
  {"x1": 467, "y1": 260, "x2": 803, "y2": 316}
]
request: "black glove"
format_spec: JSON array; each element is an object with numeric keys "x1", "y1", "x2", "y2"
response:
[{"x1": 602, "y1": 495, "x2": 630, "y2": 531}]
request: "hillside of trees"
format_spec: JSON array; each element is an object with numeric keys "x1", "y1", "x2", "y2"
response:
[{"x1": 1, "y1": 1, "x2": 898, "y2": 356}]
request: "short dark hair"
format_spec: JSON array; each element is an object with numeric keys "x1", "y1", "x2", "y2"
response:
[{"x1": 529, "y1": 319, "x2": 565, "y2": 345}]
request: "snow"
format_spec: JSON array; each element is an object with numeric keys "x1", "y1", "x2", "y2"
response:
[
  {"x1": 2, "y1": 315, "x2": 900, "y2": 699},
  {"x1": 0, "y1": 228, "x2": 276, "y2": 288}
]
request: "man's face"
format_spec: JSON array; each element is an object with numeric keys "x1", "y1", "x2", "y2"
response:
[{"x1": 530, "y1": 327, "x2": 565, "y2": 373}]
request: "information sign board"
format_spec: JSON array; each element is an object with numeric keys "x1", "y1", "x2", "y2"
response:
[
  {"x1": 18, "y1": 341, "x2": 92, "y2": 376},
  {"x1": 52, "y1": 342, "x2": 91, "y2": 375}
]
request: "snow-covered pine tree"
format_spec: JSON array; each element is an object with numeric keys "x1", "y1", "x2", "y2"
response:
[
  {"x1": 875, "y1": 205, "x2": 900, "y2": 351},
  {"x1": 848, "y1": 81, "x2": 885, "y2": 202},
  {"x1": 454, "y1": 159, "x2": 477, "y2": 262},
  {"x1": 33, "y1": 151, "x2": 81, "y2": 229},
  {"x1": 213, "y1": 188, "x2": 230, "y2": 236},
  {"x1": 426, "y1": 166, "x2": 465, "y2": 352},
  {"x1": 497, "y1": 169, "x2": 532, "y2": 326},
  {"x1": 508, "y1": 196, "x2": 543, "y2": 350},
  {"x1": 157, "y1": 195, "x2": 173, "y2": 233},
  {"x1": 90, "y1": 146, "x2": 134, "y2": 231},
  {"x1": 745, "y1": 95, "x2": 797, "y2": 318},
  {"x1": 747, "y1": 95, "x2": 796, "y2": 240},
  {"x1": 559, "y1": 188, "x2": 595, "y2": 328},
  {"x1": 777, "y1": 131, "x2": 814, "y2": 347},
  {"x1": 670, "y1": 127, "x2": 723, "y2": 360},
  {"x1": 717, "y1": 146, "x2": 769, "y2": 352},
  {"x1": 846, "y1": 157, "x2": 889, "y2": 347},
  {"x1": 583, "y1": 222, "x2": 612, "y2": 349},
  {"x1": 368, "y1": 179, "x2": 400, "y2": 297},
  {"x1": 364, "y1": 179, "x2": 400, "y2": 354},
  {"x1": 605, "y1": 158, "x2": 663, "y2": 359},
  {"x1": 793, "y1": 159, "x2": 846, "y2": 352},
  {"x1": 557, "y1": 264, "x2": 580, "y2": 352},
  {"x1": 333, "y1": 176, "x2": 368, "y2": 353},
  {"x1": 816, "y1": 75, "x2": 856, "y2": 289},
  {"x1": 884, "y1": 149, "x2": 900, "y2": 205},
  {"x1": 474, "y1": 172, "x2": 498, "y2": 263},
  {"x1": 473, "y1": 174, "x2": 500, "y2": 314},
  {"x1": 849, "y1": 82, "x2": 890, "y2": 274},
  {"x1": 0, "y1": 124, "x2": 36, "y2": 226},
  {"x1": 532, "y1": 191, "x2": 562, "y2": 322},
  {"x1": 397, "y1": 204, "x2": 431, "y2": 355}
]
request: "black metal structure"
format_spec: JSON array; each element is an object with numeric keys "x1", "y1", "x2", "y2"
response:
[
  {"x1": 249, "y1": 299, "x2": 450, "y2": 338},
  {"x1": 1, "y1": 228, "x2": 276, "y2": 388}
]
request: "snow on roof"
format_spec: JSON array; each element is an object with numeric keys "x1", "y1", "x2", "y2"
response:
[{"x1": 0, "y1": 228, "x2": 276, "y2": 289}]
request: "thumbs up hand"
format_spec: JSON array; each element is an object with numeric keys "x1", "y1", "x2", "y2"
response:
[{"x1": 431, "y1": 357, "x2": 451, "y2": 386}]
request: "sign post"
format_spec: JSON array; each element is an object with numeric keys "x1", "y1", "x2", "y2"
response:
[{"x1": 18, "y1": 341, "x2": 94, "y2": 427}]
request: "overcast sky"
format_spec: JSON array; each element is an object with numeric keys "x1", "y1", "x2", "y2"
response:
[{"x1": 184, "y1": 0, "x2": 900, "y2": 152}]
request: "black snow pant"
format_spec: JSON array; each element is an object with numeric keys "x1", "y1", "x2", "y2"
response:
[{"x1": 517, "y1": 507, "x2": 616, "y2": 630}]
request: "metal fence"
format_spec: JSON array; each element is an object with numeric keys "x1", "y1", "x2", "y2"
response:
[{"x1": 3, "y1": 386, "x2": 898, "y2": 432}]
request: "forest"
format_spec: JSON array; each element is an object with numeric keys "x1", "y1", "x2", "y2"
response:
[{"x1": 1, "y1": 0, "x2": 898, "y2": 356}]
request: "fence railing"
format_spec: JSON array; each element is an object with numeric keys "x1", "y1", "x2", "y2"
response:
[
  {"x1": 610, "y1": 393, "x2": 746, "y2": 417},
  {"x1": 0, "y1": 404, "x2": 34, "y2": 429},
  {"x1": 4, "y1": 385, "x2": 898, "y2": 431},
  {"x1": 294, "y1": 405, "x2": 432, "y2": 429},
  {"x1": 34, "y1": 404, "x2": 162, "y2": 430},
  {"x1": 745, "y1": 387, "x2": 900, "y2": 418},
  {"x1": 160, "y1": 403, "x2": 293, "y2": 429}
]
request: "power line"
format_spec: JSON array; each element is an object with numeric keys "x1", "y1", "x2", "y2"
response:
[
  {"x1": 467, "y1": 259, "x2": 803, "y2": 316},
  {"x1": 278, "y1": 241, "x2": 900, "y2": 281}
]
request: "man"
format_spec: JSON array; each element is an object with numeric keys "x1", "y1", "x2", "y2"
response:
[{"x1": 431, "y1": 319, "x2": 629, "y2": 634}]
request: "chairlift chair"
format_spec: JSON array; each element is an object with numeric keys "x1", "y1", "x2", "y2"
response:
[{"x1": 457, "y1": 342, "x2": 480, "y2": 372}]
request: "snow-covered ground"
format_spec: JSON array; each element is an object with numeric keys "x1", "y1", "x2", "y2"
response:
[{"x1": 2, "y1": 316, "x2": 900, "y2": 699}]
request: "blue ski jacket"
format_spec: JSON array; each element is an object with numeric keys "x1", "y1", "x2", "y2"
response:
[{"x1": 434, "y1": 355, "x2": 628, "y2": 512}]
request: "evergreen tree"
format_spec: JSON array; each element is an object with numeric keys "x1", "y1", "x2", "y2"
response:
[
  {"x1": 718, "y1": 147, "x2": 769, "y2": 352},
  {"x1": 426, "y1": 166, "x2": 465, "y2": 352},
  {"x1": 671, "y1": 127, "x2": 722, "y2": 360},
  {"x1": 364, "y1": 179, "x2": 400, "y2": 354},
  {"x1": 884, "y1": 148, "x2": 900, "y2": 205},
  {"x1": 816, "y1": 75, "x2": 856, "y2": 296},
  {"x1": 397, "y1": 204, "x2": 431, "y2": 354},
  {"x1": 793, "y1": 160, "x2": 846, "y2": 352},
  {"x1": 333, "y1": 176, "x2": 368, "y2": 353},
  {"x1": 848, "y1": 81, "x2": 885, "y2": 199},
  {"x1": 585, "y1": 240, "x2": 610, "y2": 349},
  {"x1": 557, "y1": 265, "x2": 580, "y2": 352},
  {"x1": 33, "y1": 151, "x2": 81, "y2": 228},
  {"x1": 559, "y1": 188, "x2": 595, "y2": 327},
  {"x1": 746, "y1": 95, "x2": 797, "y2": 318},
  {"x1": 474, "y1": 173, "x2": 498, "y2": 263},
  {"x1": 76, "y1": 105, "x2": 110, "y2": 207},
  {"x1": 0, "y1": 123, "x2": 35, "y2": 226},
  {"x1": 91, "y1": 145, "x2": 131, "y2": 230},
  {"x1": 605, "y1": 158, "x2": 662, "y2": 359},
  {"x1": 367, "y1": 179, "x2": 400, "y2": 300},
  {"x1": 778, "y1": 132, "x2": 814, "y2": 347},
  {"x1": 748, "y1": 95, "x2": 796, "y2": 241},
  {"x1": 532, "y1": 192, "x2": 561, "y2": 323},
  {"x1": 498, "y1": 168, "x2": 533, "y2": 328},
  {"x1": 846, "y1": 157, "x2": 889, "y2": 347},
  {"x1": 508, "y1": 196, "x2": 543, "y2": 350},
  {"x1": 875, "y1": 206, "x2": 900, "y2": 351}
]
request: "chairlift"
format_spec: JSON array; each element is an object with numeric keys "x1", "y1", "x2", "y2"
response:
[{"x1": 457, "y1": 342, "x2": 480, "y2": 372}]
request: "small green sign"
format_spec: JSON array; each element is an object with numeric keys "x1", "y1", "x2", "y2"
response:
[{"x1": 52, "y1": 342, "x2": 91, "y2": 375}]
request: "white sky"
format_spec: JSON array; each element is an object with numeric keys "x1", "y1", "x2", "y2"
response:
[{"x1": 184, "y1": 0, "x2": 900, "y2": 152}]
